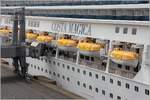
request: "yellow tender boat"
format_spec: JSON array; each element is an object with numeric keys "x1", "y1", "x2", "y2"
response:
[
  {"x1": 0, "y1": 27, "x2": 12, "y2": 36},
  {"x1": 36, "y1": 35, "x2": 53, "y2": 43},
  {"x1": 26, "y1": 32, "x2": 38, "y2": 41},
  {"x1": 109, "y1": 48, "x2": 139, "y2": 67},
  {"x1": 57, "y1": 39, "x2": 77, "y2": 47}
]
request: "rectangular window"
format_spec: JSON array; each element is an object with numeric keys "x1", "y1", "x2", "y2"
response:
[
  {"x1": 126, "y1": 83, "x2": 130, "y2": 89},
  {"x1": 134, "y1": 86, "x2": 139, "y2": 92},
  {"x1": 117, "y1": 81, "x2": 121, "y2": 86},
  {"x1": 132, "y1": 28, "x2": 137, "y2": 35},
  {"x1": 115, "y1": 27, "x2": 120, "y2": 33},
  {"x1": 123, "y1": 28, "x2": 128, "y2": 34},
  {"x1": 145, "y1": 89, "x2": 149, "y2": 95}
]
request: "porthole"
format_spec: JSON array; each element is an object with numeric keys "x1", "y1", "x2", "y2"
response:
[
  {"x1": 134, "y1": 86, "x2": 139, "y2": 92},
  {"x1": 77, "y1": 69, "x2": 80, "y2": 73},
  {"x1": 72, "y1": 67, "x2": 75, "y2": 71},
  {"x1": 125, "y1": 83, "x2": 130, "y2": 89},
  {"x1": 95, "y1": 88, "x2": 99, "y2": 93},
  {"x1": 145, "y1": 89, "x2": 149, "y2": 95},
  {"x1": 67, "y1": 77, "x2": 70, "y2": 82},
  {"x1": 89, "y1": 72, "x2": 92, "y2": 77},
  {"x1": 89, "y1": 85, "x2": 92, "y2": 90},
  {"x1": 67, "y1": 65, "x2": 70, "y2": 70},
  {"x1": 102, "y1": 76, "x2": 105, "y2": 81},
  {"x1": 102, "y1": 90, "x2": 105, "y2": 95},
  {"x1": 110, "y1": 79, "x2": 113, "y2": 84},
  {"x1": 117, "y1": 96, "x2": 121, "y2": 100},
  {"x1": 83, "y1": 70, "x2": 86, "y2": 75},
  {"x1": 77, "y1": 81, "x2": 80, "y2": 86},
  {"x1": 110, "y1": 93, "x2": 113, "y2": 98},
  {"x1": 57, "y1": 74, "x2": 60, "y2": 78},
  {"x1": 95, "y1": 74, "x2": 99, "y2": 79},
  {"x1": 117, "y1": 81, "x2": 121, "y2": 86},
  {"x1": 83, "y1": 83, "x2": 86, "y2": 88}
]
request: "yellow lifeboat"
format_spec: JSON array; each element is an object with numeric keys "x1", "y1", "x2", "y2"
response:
[
  {"x1": 109, "y1": 48, "x2": 139, "y2": 67},
  {"x1": 36, "y1": 32, "x2": 53, "y2": 43},
  {"x1": 0, "y1": 26, "x2": 12, "y2": 36},
  {"x1": 77, "y1": 39, "x2": 105, "y2": 56},
  {"x1": 26, "y1": 30, "x2": 38, "y2": 42},
  {"x1": 57, "y1": 38, "x2": 78, "y2": 51}
]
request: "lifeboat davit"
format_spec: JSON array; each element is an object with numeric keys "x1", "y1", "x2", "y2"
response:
[
  {"x1": 57, "y1": 38, "x2": 78, "y2": 52},
  {"x1": 77, "y1": 40, "x2": 105, "y2": 56},
  {"x1": 109, "y1": 48, "x2": 139, "y2": 67}
]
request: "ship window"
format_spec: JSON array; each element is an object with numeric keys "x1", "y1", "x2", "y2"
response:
[
  {"x1": 102, "y1": 76, "x2": 105, "y2": 81},
  {"x1": 110, "y1": 79, "x2": 113, "y2": 84},
  {"x1": 34, "y1": 65, "x2": 36, "y2": 69},
  {"x1": 77, "y1": 81, "x2": 80, "y2": 86},
  {"x1": 49, "y1": 60, "x2": 51, "y2": 64},
  {"x1": 132, "y1": 28, "x2": 137, "y2": 35},
  {"x1": 83, "y1": 70, "x2": 86, "y2": 75},
  {"x1": 31, "y1": 64, "x2": 33, "y2": 67},
  {"x1": 89, "y1": 85, "x2": 92, "y2": 90},
  {"x1": 125, "y1": 66, "x2": 130, "y2": 70},
  {"x1": 72, "y1": 67, "x2": 75, "y2": 71},
  {"x1": 115, "y1": 27, "x2": 120, "y2": 33},
  {"x1": 49, "y1": 71, "x2": 52, "y2": 74},
  {"x1": 117, "y1": 96, "x2": 121, "y2": 100},
  {"x1": 62, "y1": 75, "x2": 65, "y2": 80},
  {"x1": 123, "y1": 28, "x2": 128, "y2": 34},
  {"x1": 91, "y1": 57, "x2": 94, "y2": 61},
  {"x1": 117, "y1": 81, "x2": 121, "y2": 86},
  {"x1": 145, "y1": 89, "x2": 149, "y2": 95},
  {"x1": 57, "y1": 74, "x2": 60, "y2": 78},
  {"x1": 134, "y1": 86, "x2": 139, "y2": 92},
  {"x1": 80, "y1": 54, "x2": 84, "y2": 59},
  {"x1": 67, "y1": 65, "x2": 70, "y2": 70},
  {"x1": 67, "y1": 77, "x2": 70, "y2": 82},
  {"x1": 83, "y1": 83, "x2": 86, "y2": 88},
  {"x1": 57, "y1": 62, "x2": 60, "y2": 66},
  {"x1": 125, "y1": 83, "x2": 130, "y2": 89},
  {"x1": 89, "y1": 72, "x2": 92, "y2": 77},
  {"x1": 102, "y1": 90, "x2": 105, "y2": 95},
  {"x1": 85, "y1": 56, "x2": 90, "y2": 60},
  {"x1": 110, "y1": 93, "x2": 113, "y2": 98},
  {"x1": 62, "y1": 64, "x2": 65, "y2": 68},
  {"x1": 95, "y1": 88, "x2": 99, "y2": 93},
  {"x1": 45, "y1": 59, "x2": 47, "y2": 63},
  {"x1": 38, "y1": 66, "x2": 40, "y2": 70},
  {"x1": 45, "y1": 69, "x2": 48, "y2": 73},
  {"x1": 77, "y1": 69, "x2": 80, "y2": 73},
  {"x1": 53, "y1": 61, "x2": 55, "y2": 65},
  {"x1": 95, "y1": 74, "x2": 99, "y2": 79},
  {"x1": 53, "y1": 72, "x2": 56, "y2": 76}
]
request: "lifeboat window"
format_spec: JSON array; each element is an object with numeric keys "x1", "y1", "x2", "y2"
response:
[
  {"x1": 83, "y1": 83, "x2": 86, "y2": 88},
  {"x1": 123, "y1": 28, "x2": 128, "y2": 34},
  {"x1": 110, "y1": 79, "x2": 113, "y2": 84},
  {"x1": 77, "y1": 81, "x2": 80, "y2": 86},
  {"x1": 57, "y1": 74, "x2": 60, "y2": 78},
  {"x1": 85, "y1": 56, "x2": 90, "y2": 60},
  {"x1": 89, "y1": 72, "x2": 92, "y2": 77},
  {"x1": 102, "y1": 76, "x2": 105, "y2": 81},
  {"x1": 77, "y1": 69, "x2": 80, "y2": 73},
  {"x1": 125, "y1": 83, "x2": 130, "y2": 89},
  {"x1": 118, "y1": 64, "x2": 122, "y2": 68},
  {"x1": 117, "y1": 96, "x2": 121, "y2": 100},
  {"x1": 132, "y1": 28, "x2": 137, "y2": 35},
  {"x1": 145, "y1": 89, "x2": 149, "y2": 95},
  {"x1": 134, "y1": 86, "x2": 139, "y2": 92},
  {"x1": 95, "y1": 74, "x2": 99, "y2": 79},
  {"x1": 117, "y1": 81, "x2": 121, "y2": 86},
  {"x1": 125, "y1": 66, "x2": 130, "y2": 70},
  {"x1": 89, "y1": 85, "x2": 92, "y2": 90},
  {"x1": 91, "y1": 57, "x2": 94, "y2": 61},
  {"x1": 95, "y1": 88, "x2": 99, "y2": 93},
  {"x1": 102, "y1": 90, "x2": 105, "y2": 95},
  {"x1": 115, "y1": 27, "x2": 120, "y2": 33},
  {"x1": 110, "y1": 93, "x2": 113, "y2": 98}
]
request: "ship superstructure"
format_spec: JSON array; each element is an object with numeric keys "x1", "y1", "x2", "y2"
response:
[{"x1": 0, "y1": 0, "x2": 150, "y2": 100}]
